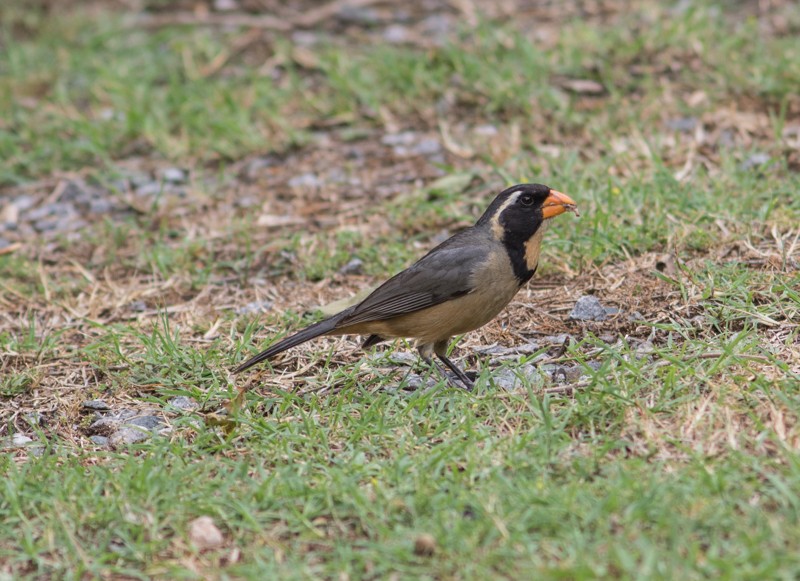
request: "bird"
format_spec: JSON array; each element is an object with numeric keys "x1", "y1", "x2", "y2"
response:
[{"x1": 234, "y1": 183, "x2": 578, "y2": 390}]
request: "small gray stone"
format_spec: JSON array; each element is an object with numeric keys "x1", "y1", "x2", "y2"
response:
[
  {"x1": 12, "y1": 434, "x2": 33, "y2": 446},
  {"x1": 59, "y1": 180, "x2": 88, "y2": 202},
  {"x1": 127, "y1": 415, "x2": 163, "y2": 430},
  {"x1": 339, "y1": 257, "x2": 364, "y2": 275},
  {"x1": 336, "y1": 6, "x2": 379, "y2": 24},
  {"x1": 476, "y1": 342, "x2": 541, "y2": 358},
  {"x1": 126, "y1": 171, "x2": 152, "y2": 188},
  {"x1": 629, "y1": 311, "x2": 645, "y2": 322},
  {"x1": 88, "y1": 409, "x2": 137, "y2": 435},
  {"x1": 33, "y1": 218, "x2": 60, "y2": 232},
  {"x1": 236, "y1": 300, "x2": 273, "y2": 315},
  {"x1": 420, "y1": 14, "x2": 452, "y2": 37},
  {"x1": 241, "y1": 157, "x2": 275, "y2": 181},
  {"x1": 26, "y1": 202, "x2": 76, "y2": 222},
  {"x1": 291, "y1": 31, "x2": 319, "y2": 46},
  {"x1": 740, "y1": 153, "x2": 771, "y2": 170},
  {"x1": 666, "y1": 117, "x2": 698, "y2": 132},
  {"x1": 369, "y1": 351, "x2": 417, "y2": 367},
  {"x1": 90, "y1": 435, "x2": 109, "y2": 447},
  {"x1": 82, "y1": 399, "x2": 111, "y2": 411},
  {"x1": 381, "y1": 131, "x2": 416, "y2": 146},
  {"x1": 0, "y1": 238, "x2": 11, "y2": 249},
  {"x1": 569, "y1": 295, "x2": 614, "y2": 321},
  {"x1": 168, "y1": 396, "x2": 198, "y2": 412},
  {"x1": 213, "y1": 0, "x2": 238, "y2": 11},
  {"x1": 474, "y1": 124, "x2": 499, "y2": 136},
  {"x1": 383, "y1": 24, "x2": 410, "y2": 43},
  {"x1": 89, "y1": 198, "x2": 115, "y2": 214},
  {"x1": 135, "y1": 182, "x2": 163, "y2": 197},
  {"x1": 543, "y1": 364, "x2": 584, "y2": 384},
  {"x1": 24, "y1": 412, "x2": 45, "y2": 428},
  {"x1": 490, "y1": 364, "x2": 541, "y2": 391},
  {"x1": 408, "y1": 138, "x2": 441, "y2": 156},
  {"x1": 12, "y1": 195, "x2": 36, "y2": 211},
  {"x1": 109, "y1": 426, "x2": 151, "y2": 448},
  {"x1": 162, "y1": 167, "x2": 186, "y2": 183},
  {"x1": 288, "y1": 173, "x2": 322, "y2": 188},
  {"x1": 400, "y1": 373, "x2": 438, "y2": 390}
]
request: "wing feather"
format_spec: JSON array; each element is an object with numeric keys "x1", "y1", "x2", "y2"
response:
[{"x1": 337, "y1": 230, "x2": 485, "y2": 327}]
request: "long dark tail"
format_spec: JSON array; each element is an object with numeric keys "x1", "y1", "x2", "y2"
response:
[{"x1": 233, "y1": 314, "x2": 345, "y2": 374}]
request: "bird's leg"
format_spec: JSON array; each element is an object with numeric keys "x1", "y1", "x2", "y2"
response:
[
  {"x1": 435, "y1": 354, "x2": 474, "y2": 391},
  {"x1": 414, "y1": 343, "x2": 466, "y2": 390},
  {"x1": 433, "y1": 340, "x2": 475, "y2": 391}
]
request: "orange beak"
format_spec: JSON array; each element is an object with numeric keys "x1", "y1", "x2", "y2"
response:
[{"x1": 542, "y1": 189, "x2": 579, "y2": 219}]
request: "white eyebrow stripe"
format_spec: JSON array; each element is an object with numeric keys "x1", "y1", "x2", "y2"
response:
[{"x1": 490, "y1": 191, "x2": 521, "y2": 239}]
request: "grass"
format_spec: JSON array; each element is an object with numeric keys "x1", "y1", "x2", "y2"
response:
[{"x1": 1, "y1": 0, "x2": 800, "y2": 578}]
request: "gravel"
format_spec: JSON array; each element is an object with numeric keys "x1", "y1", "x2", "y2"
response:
[
  {"x1": 339, "y1": 257, "x2": 364, "y2": 275},
  {"x1": 82, "y1": 399, "x2": 112, "y2": 411},
  {"x1": 569, "y1": 295, "x2": 619, "y2": 321},
  {"x1": 168, "y1": 396, "x2": 199, "y2": 412}
]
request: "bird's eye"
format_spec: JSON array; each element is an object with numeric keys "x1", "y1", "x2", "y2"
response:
[{"x1": 519, "y1": 194, "x2": 534, "y2": 206}]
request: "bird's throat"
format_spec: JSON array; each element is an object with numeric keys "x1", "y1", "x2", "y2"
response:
[{"x1": 504, "y1": 222, "x2": 547, "y2": 285}]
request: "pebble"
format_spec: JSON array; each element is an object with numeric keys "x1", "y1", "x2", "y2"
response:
[
  {"x1": 34, "y1": 216, "x2": 87, "y2": 233},
  {"x1": 476, "y1": 342, "x2": 541, "y2": 357},
  {"x1": 12, "y1": 195, "x2": 36, "y2": 211},
  {"x1": 490, "y1": 364, "x2": 542, "y2": 391},
  {"x1": 336, "y1": 6, "x2": 379, "y2": 24},
  {"x1": 383, "y1": 24, "x2": 410, "y2": 43},
  {"x1": 368, "y1": 351, "x2": 417, "y2": 366},
  {"x1": 87, "y1": 409, "x2": 138, "y2": 436},
  {"x1": 241, "y1": 157, "x2": 275, "y2": 182},
  {"x1": 127, "y1": 415, "x2": 164, "y2": 431},
  {"x1": 135, "y1": 182, "x2": 163, "y2": 197},
  {"x1": 213, "y1": 0, "x2": 238, "y2": 11},
  {"x1": 25, "y1": 202, "x2": 76, "y2": 222},
  {"x1": 125, "y1": 170, "x2": 153, "y2": 188},
  {"x1": 24, "y1": 412, "x2": 45, "y2": 428},
  {"x1": 162, "y1": 168, "x2": 186, "y2": 183},
  {"x1": 82, "y1": 399, "x2": 111, "y2": 411},
  {"x1": 381, "y1": 131, "x2": 416, "y2": 146},
  {"x1": 420, "y1": 14, "x2": 452, "y2": 39},
  {"x1": 168, "y1": 396, "x2": 199, "y2": 412},
  {"x1": 474, "y1": 124, "x2": 499, "y2": 136},
  {"x1": 666, "y1": 117, "x2": 698, "y2": 132},
  {"x1": 109, "y1": 426, "x2": 151, "y2": 448},
  {"x1": 740, "y1": 153, "x2": 772, "y2": 170},
  {"x1": 339, "y1": 257, "x2": 364, "y2": 275},
  {"x1": 385, "y1": 133, "x2": 442, "y2": 157},
  {"x1": 235, "y1": 300, "x2": 273, "y2": 315},
  {"x1": 291, "y1": 31, "x2": 319, "y2": 47},
  {"x1": 12, "y1": 434, "x2": 33, "y2": 446},
  {"x1": 59, "y1": 181, "x2": 88, "y2": 202},
  {"x1": 569, "y1": 295, "x2": 618, "y2": 321},
  {"x1": 90, "y1": 435, "x2": 109, "y2": 447},
  {"x1": 0, "y1": 238, "x2": 11, "y2": 249},
  {"x1": 89, "y1": 198, "x2": 115, "y2": 214},
  {"x1": 397, "y1": 373, "x2": 439, "y2": 390},
  {"x1": 189, "y1": 516, "x2": 224, "y2": 551},
  {"x1": 288, "y1": 173, "x2": 322, "y2": 188}
]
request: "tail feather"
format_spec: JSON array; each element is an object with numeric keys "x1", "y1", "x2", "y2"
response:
[{"x1": 233, "y1": 315, "x2": 343, "y2": 374}]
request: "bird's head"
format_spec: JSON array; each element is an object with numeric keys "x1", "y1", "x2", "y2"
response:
[{"x1": 477, "y1": 183, "x2": 578, "y2": 283}]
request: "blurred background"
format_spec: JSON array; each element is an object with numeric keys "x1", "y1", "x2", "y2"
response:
[{"x1": 1, "y1": 1, "x2": 799, "y2": 578}]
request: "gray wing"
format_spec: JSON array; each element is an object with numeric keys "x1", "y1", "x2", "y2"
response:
[{"x1": 337, "y1": 230, "x2": 486, "y2": 327}]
